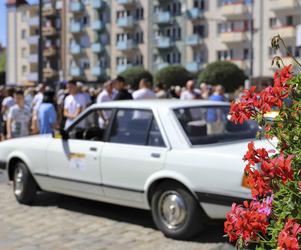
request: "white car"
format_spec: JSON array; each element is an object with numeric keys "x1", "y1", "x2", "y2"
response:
[{"x1": 0, "y1": 100, "x2": 270, "y2": 239}]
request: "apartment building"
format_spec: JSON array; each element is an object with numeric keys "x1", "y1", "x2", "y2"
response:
[{"x1": 6, "y1": 0, "x2": 301, "y2": 85}]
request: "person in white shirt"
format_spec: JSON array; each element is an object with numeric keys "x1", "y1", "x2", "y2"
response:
[
  {"x1": 97, "y1": 80, "x2": 117, "y2": 128},
  {"x1": 32, "y1": 83, "x2": 46, "y2": 111},
  {"x1": 64, "y1": 80, "x2": 86, "y2": 129},
  {"x1": 1, "y1": 88, "x2": 15, "y2": 139},
  {"x1": 180, "y1": 80, "x2": 201, "y2": 100},
  {"x1": 132, "y1": 78, "x2": 157, "y2": 100},
  {"x1": 7, "y1": 89, "x2": 31, "y2": 139},
  {"x1": 96, "y1": 80, "x2": 117, "y2": 104}
]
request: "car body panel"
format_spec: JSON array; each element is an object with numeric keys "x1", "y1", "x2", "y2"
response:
[{"x1": 0, "y1": 100, "x2": 274, "y2": 218}]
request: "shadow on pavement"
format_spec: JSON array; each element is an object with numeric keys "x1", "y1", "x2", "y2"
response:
[{"x1": 32, "y1": 191, "x2": 229, "y2": 244}]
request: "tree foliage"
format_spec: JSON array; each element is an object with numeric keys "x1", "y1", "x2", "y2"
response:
[
  {"x1": 119, "y1": 67, "x2": 153, "y2": 90},
  {"x1": 0, "y1": 51, "x2": 5, "y2": 73},
  {"x1": 198, "y1": 61, "x2": 247, "y2": 92},
  {"x1": 154, "y1": 65, "x2": 191, "y2": 88}
]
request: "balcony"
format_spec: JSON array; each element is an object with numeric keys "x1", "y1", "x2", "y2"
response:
[
  {"x1": 70, "y1": 44, "x2": 81, "y2": 55},
  {"x1": 28, "y1": 17, "x2": 39, "y2": 27},
  {"x1": 117, "y1": 16, "x2": 135, "y2": 29},
  {"x1": 92, "y1": 66, "x2": 104, "y2": 76},
  {"x1": 70, "y1": 67, "x2": 82, "y2": 77},
  {"x1": 92, "y1": 20, "x2": 104, "y2": 31},
  {"x1": 220, "y1": 2, "x2": 249, "y2": 19},
  {"x1": 117, "y1": 0, "x2": 134, "y2": 5},
  {"x1": 185, "y1": 62, "x2": 202, "y2": 72},
  {"x1": 117, "y1": 64, "x2": 133, "y2": 73},
  {"x1": 154, "y1": 12, "x2": 172, "y2": 25},
  {"x1": 91, "y1": 43, "x2": 104, "y2": 53},
  {"x1": 42, "y1": 26, "x2": 57, "y2": 37},
  {"x1": 28, "y1": 54, "x2": 38, "y2": 64},
  {"x1": 185, "y1": 34, "x2": 202, "y2": 46},
  {"x1": 27, "y1": 72, "x2": 38, "y2": 82},
  {"x1": 271, "y1": 0, "x2": 301, "y2": 12},
  {"x1": 28, "y1": 35, "x2": 39, "y2": 45},
  {"x1": 92, "y1": 0, "x2": 104, "y2": 9},
  {"x1": 44, "y1": 47, "x2": 56, "y2": 57},
  {"x1": 43, "y1": 6, "x2": 56, "y2": 16},
  {"x1": 70, "y1": 21, "x2": 83, "y2": 33},
  {"x1": 43, "y1": 68, "x2": 57, "y2": 79},
  {"x1": 154, "y1": 37, "x2": 172, "y2": 49},
  {"x1": 116, "y1": 40, "x2": 136, "y2": 51},
  {"x1": 187, "y1": 8, "x2": 203, "y2": 20},
  {"x1": 273, "y1": 26, "x2": 296, "y2": 38},
  {"x1": 153, "y1": 62, "x2": 169, "y2": 71},
  {"x1": 227, "y1": 59, "x2": 247, "y2": 70},
  {"x1": 220, "y1": 31, "x2": 248, "y2": 44},
  {"x1": 70, "y1": 2, "x2": 84, "y2": 12}
]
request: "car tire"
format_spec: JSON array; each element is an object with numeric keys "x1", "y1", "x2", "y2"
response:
[
  {"x1": 151, "y1": 182, "x2": 205, "y2": 240},
  {"x1": 13, "y1": 161, "x2": 37, "y2": 205}
]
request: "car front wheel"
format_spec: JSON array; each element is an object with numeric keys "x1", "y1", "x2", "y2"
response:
[
  {"x1": 151, "y1": 182, "x2": 205, "y2": 240},
  {"x1": 13, "y1": 162, "x2": 37, "y2": 205}
]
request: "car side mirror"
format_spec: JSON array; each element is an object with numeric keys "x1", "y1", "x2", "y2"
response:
[{"x1": 60, "y1": 129, "x2": 69, "y2": 140}]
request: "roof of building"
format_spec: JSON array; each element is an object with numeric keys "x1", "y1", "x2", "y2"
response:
[
  {"x1": 88, "y1": 99, "x2": 230, "y2": 110},
  {"x1": 6, "y1": 0, "x2": 28, "y2": 6}
]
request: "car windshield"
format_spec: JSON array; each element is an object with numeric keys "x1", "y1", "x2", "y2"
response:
[{"x1": 174, "y1": 106, "x2": 258, "y2": 145}]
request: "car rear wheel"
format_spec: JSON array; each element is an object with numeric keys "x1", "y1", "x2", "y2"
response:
[
  {"x1": 13, "y1": 161, "x2": 37, "y2": 205},
  {"x1": 151, "y1": 182, "x2": 205, "y2": 240}
]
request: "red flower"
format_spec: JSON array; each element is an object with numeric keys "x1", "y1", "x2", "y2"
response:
[
  {"x1": 243, "y1": 142, "x2": 294, "y2": 198},
  {"x1": 278, "y1": 219, "x2": 301, "y2": 250},
  {"x1": 229, "y1": 65, "x2": 293, "y2": 124},
  {"x1": 224, "y1": 201, "x2": 270, "y2": 245}
]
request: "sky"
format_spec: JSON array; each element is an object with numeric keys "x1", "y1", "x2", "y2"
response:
[{"x1": 0, "y1": 0, "x2": 38, "y2": 47}]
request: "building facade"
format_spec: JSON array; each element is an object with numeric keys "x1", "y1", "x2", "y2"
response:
[{"x1": 6, "y1": 0, "x2": 301, "y2": 85}]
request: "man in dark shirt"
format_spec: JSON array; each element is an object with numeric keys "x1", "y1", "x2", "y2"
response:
[{"x1": 113, "y1": 76, "x2": 133, "y2": 101}]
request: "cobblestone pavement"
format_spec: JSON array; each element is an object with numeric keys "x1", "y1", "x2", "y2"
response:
[{"x1": 0, "y1": 171, "x2": 234, "y2": 250}]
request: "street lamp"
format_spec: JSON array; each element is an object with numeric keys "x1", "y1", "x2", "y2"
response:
[{"x1": 38, "y1": 0, "x2": 43, "y2": 83}]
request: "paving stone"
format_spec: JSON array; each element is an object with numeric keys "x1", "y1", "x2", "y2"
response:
[{"x1": 0, "y1": 180, "x2": 234, "y2": 250}]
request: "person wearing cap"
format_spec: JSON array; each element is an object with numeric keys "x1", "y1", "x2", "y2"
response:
[{"x1": 113, "y1": 76, "x2": 132, "y2": 101}]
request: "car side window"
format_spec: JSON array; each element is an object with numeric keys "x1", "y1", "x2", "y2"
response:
[
  {"x1": 109, "y1": 109, "x2": 165, "y2": 147},
  {"x1": 147, "y1": 119, "x2": 165, "y2": 147},
  {"x1": 68, "y1": 109, "x2": 113, "y2": 141}
]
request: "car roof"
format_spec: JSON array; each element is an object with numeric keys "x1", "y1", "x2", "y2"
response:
[{"x1": 88, "y1": 99, "x2": 230, "y2": 110}]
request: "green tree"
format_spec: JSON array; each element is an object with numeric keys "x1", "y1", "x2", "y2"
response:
[
  {"x1": 0, "y1": 51, "x2": 5, "y2": 73},
  {"x1": 198, "y1": 61, "x2": 247, "y2": 92},
  {"x1": 154, "y1": 65, "x2": 191, "y2": 88},
  {"x1": 119, "y1": 67, "x2": 153, "y2": 90}
]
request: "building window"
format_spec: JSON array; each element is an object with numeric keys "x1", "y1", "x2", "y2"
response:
[
  {"x1": 194, "y1": 0, "x2": 206, "y2": 10},
  {"x1": 135, "y1": 32, "x2": 144, "y2": 44},
  {"x1": 21, "y1": 30, "x2": 26, "y2": 39},
  {"x1": 217, "y1": 50, "x2": 233, "y2": 60},
  {"x1": 21, "y1": 11, "x2": 27, "y2": 22},
  {"x1": 80, "y1": 35, "x2": 90, "y2": 48},
  {"x1": 193, "y1": 25, "x2": 205, "y2": 37},
  {"x1": 22, "y1": 65, "x2": 27, "y2": 74},
  {"x1": 135, "y1": 8, "x2": 144, "y2": 20},
  {"x1": 269, "y1": 18, "x2": 277, "y2": 28},
  {"x1": 286, "y1": 16, "x2": 293, "y2": 26},
  {"x1": 21, "y1": 48, "x2": 27, "y2": 58},
  {"x1": 243, "y1": 48, "x2": 249, "y2": 60},
  {"x1": 166, "y1": 52, "x2": 181, "y2": 64}
]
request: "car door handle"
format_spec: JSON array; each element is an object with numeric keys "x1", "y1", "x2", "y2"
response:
[
  {"x1": 90, "y1": 147, "x2": 98, "y2": 152},
  {"x1": 151, "y1": 153, "x2": 161, "y2": 158}
]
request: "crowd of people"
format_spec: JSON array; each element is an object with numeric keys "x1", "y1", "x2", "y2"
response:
[{"x1": 0, "y1": 76, "x2": 236, "y2": 140}]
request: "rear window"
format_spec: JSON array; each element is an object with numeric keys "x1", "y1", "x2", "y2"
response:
[{"x1": 174, "y1": 106, "x2": 258, "y2": 145}]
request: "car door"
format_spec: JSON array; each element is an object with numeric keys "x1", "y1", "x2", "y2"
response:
[
  {"x1": 101, "y1": 109, "x2": 168, "y2": 203},
  {"x1": 46, "y1": 108, "x2": 112, "y2": 197}
]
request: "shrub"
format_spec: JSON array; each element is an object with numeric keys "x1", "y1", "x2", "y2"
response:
[
  {"x1": 198, "y1": 61, "x2": 247, "y2": 92},
  {"x1": 224, "y1": 35, "x2": 301, "y2": 250},
  {"x1": 119, "y1": 67, "x2": 153, "y2": 90},
  {"x1": 154, "y1": 65, "x2": 191, "y2": 88}
]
